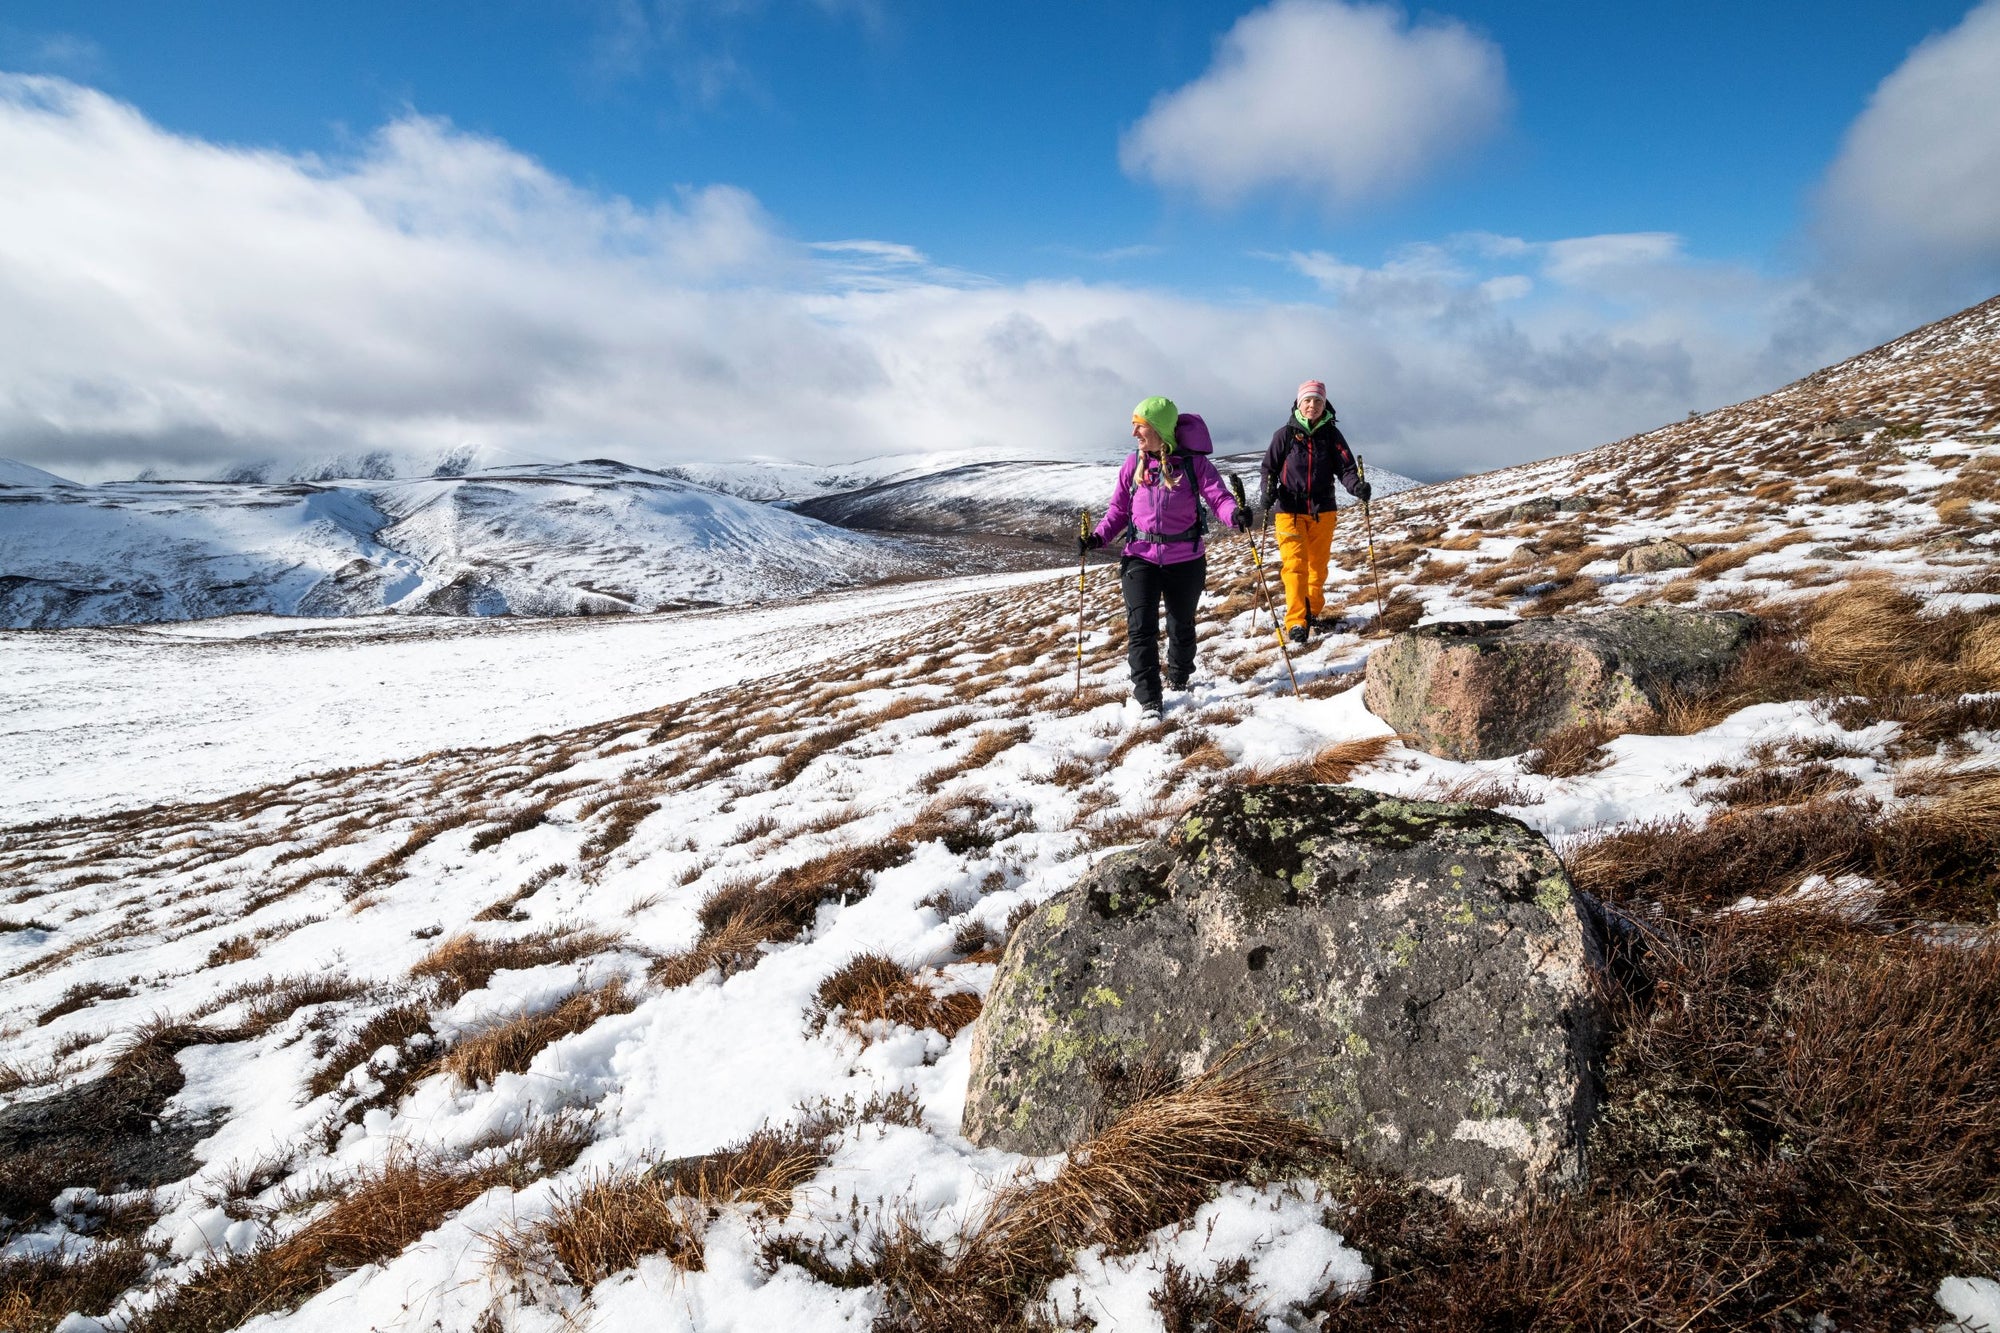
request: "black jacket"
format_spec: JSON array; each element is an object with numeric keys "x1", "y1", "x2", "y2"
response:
[{"x1": 1260, "y1": 412, "x2": 1362, "y2": 518}]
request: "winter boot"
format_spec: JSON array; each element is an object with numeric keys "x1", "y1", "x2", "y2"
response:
[{"x1": 1287, "y1": 625, "x2": 1308, "y2": 647}]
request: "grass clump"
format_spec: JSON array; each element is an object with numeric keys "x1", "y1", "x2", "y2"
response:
[
  {"x1": 1522, "y1": 722, "x2": 1615, "y2": 778},
  {"x1": 493, "y1": 1111, "x2": 847, "y2": 1287},
  {"x1": 812, "y1": 954, "x2": 982, "y2": 1042},
  {"x1": 801, "y1": 1054, "x2": 1324, "y2": 1331},
  {"x1": 1241, "y1": 735, "x2": 1396, "y2": 786},
  {"x1": 411, "y1": 926, "x2": 616, "y2": 1003},
  {"x1": 443, "y1": 979, "x2": 637, "y2": 1087},
  {"x1": 127, "y1": 1122, "x2": 590, "y2": 1333},
  {"x1": 0, "y1": 1244, "x2": 154, "y2": 1333},
  {"x1": 1567, "y1": 770, "x2": 2000, "y2": 920}
]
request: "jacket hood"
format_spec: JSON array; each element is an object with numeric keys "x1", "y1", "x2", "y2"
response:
[{"x1": 1133, "y1": 396, "x2": 1180, "y2": 451}]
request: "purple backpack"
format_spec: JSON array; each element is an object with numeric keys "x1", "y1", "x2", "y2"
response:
[{"x1": 1174, "y1": 412, "x2": 1214, "y2": 455}]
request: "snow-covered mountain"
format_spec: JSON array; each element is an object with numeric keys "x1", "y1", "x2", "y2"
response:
[
  {"x1": 0, "y1": 460, "x2": 952, "y2": 629},
  {"x1": 0, "y1": 458, "x2": 76, "y2": 488},
  {"x1": 791, "y1": 449, "x2": 1423, "y2": 540}
]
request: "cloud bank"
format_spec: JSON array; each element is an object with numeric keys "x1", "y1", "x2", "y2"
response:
[
  {"x1": 0, "y1": 75, "x2": 1913, "y2": 484},
  {"x1": 1816, "y1": 0, "x2": 2000, "y2": 295},
  {"x1": 1119, "y1": 0, "x2": 1508, "y2": 209}
]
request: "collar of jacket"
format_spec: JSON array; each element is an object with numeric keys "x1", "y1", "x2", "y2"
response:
[{"x1": 1292, "y1": 406, "x2": 1333, "y2": 434}]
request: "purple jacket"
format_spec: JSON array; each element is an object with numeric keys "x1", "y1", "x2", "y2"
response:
[{"x1": 1093, "y1": 450, "x2": 1242, "y2": 566}]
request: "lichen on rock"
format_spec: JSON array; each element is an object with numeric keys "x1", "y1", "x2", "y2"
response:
[
  {"x1": 1361, "y1": 607, "x2": 1758, "y2": 760},
  {"x1": 961, "y1": 784, "x2": 1607, "y2": 1216}
]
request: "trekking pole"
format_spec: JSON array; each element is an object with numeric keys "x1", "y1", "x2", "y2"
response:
[
  {"x1": 1073, "y1": 508, "x2": 1091, "y2": 699},
  {"x1": 1227, "y1": 475, "x2": 1299, "y2": 696},
  {"x1": 1357, "y1": 455, "x2": 1387, "y2": 629}
]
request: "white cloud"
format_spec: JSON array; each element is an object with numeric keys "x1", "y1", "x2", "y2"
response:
[
  {"x1": 1119, "y1": 0, "x2": 1508, "y2": 209},
  {"x1": 0, "y1": 76, "x2": 1903, "y2": 485},
  {"x1": 1816, "y1": 0, "x2": 2000, "y2": 289}
]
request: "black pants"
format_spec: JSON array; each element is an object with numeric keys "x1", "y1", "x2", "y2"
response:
[{"x1": 1120, "y1": 554, "x2": 1205, "y2": 708}]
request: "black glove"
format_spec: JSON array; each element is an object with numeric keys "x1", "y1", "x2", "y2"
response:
[
  {"x1": 1258, "y1": 488, "x2": 1273, "y2": 512},
  {"x1": 1078, "y1": 532, "x2": 1103, "y2": 556},
  {"x1": 1352, "y1": 478, "x2": 1373, "y2": 503},
  {"x1": 1229, "y1": 505, "x2": 1253, "y2": 532}
]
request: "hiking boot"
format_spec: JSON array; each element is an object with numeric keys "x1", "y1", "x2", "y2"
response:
[
  {"x1": 1287, "y1": 625, "x2": 1308, "y2": 647},
  {"x1": 1141, "y1": 699, "x2": 1164, "y2": 721},
  {"x1": 1167, "y1": 672, "x2": 1190, "y2": 691}
]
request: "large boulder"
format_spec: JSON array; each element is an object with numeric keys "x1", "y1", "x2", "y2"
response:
[
  {"x1": 962, "y1": 785, "x2": 1605, "y2": 1216},
  {"x1": 1361, "y1": 607, "x2": 1758, "y2": 761},
  {"x1": 1616, "y1": 539, "x2": 1696, "y2": 574}
]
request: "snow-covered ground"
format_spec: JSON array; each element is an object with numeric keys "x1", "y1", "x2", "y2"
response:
[
  {"x1": 2, "y1": 294, "x2": 1998, "y2": 1331},
  {"x1": 0, "y1": 567, "x2": 1060, "y2": 826}
]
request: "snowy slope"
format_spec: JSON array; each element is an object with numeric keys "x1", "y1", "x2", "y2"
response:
[
  {"x1": 0, "y1": 462, "x2": 950, "y2": 629},
  {"x1": 365, "y1": 461, "x2": 950, "y2": 615},
  {"x1": 2, "y1": 295, "x2": 1998, "y2": 1332},
  {"x1": 654, "y1": 449, "x2": 1019, "y2": 503},
  {"x1": 792, "y1": 450, "x2": 1423, "y2": 540},
  {"x1": 0, "y1": 458, "x2": 76, "y2": 487}
]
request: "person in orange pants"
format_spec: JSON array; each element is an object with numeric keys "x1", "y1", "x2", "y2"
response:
[{"x1": 1259, "y1": 379, "x2": 1370, "y2": 644}]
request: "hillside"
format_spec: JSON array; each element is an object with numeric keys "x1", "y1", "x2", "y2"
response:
[
  {"x1": 1, "y1": 293, "x2": 1998, "y2": 1331},
  {"x1": 0, "y1": 462, "x2": 955, "y2": 629},
  {"x1": 792, "y1": 451, "x2": 1422, "y2": 542},
  {"x1": 0, "y1": 460, "x2": 75, "y2": 488}
]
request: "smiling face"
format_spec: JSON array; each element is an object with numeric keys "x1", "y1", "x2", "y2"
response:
[
  {"x1": 1298, "y1": 393, "x2": 1327, "y2": 422},
  {"x1": 1132, "y1": 417, "x2": 1164, "y2": 454}
]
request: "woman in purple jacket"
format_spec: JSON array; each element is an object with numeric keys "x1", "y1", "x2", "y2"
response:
[{"x1": 1080, "y1": 396, "x2": 1251, "y2": 718}]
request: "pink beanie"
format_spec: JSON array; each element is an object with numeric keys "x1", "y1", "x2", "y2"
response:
[{"x1": 1297, "y1": 379, "x2": 1327, "y2": 401}]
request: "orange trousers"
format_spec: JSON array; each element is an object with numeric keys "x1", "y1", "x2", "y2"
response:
[{"x1": 1274, "y1": 511, "x2": 1336, "y2": 630}]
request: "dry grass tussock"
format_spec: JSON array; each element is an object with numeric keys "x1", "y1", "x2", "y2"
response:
[
  {"x1": 493, "y1": 1108, "x2": 851, "y2": 1288},
  {"x1": 1522, "y1": 722, "x2": 1615, "y2": 778},
  {"x1": 1, "y1": 1242, "x2": 154, "y2": 1333},
  {"x1": 1315, "y1": 909, "x2": 2000, "y2": 1330},
  {"x1": 126, "y1": 1121, "x2": 590, "y2": 1333},
  {"x1": 1373, "y1": 588, "x2": 1425, "y2": 635},
  {"x1": 1803, "y1": 577, "x2": 2000, "y2": 697},
  {"x1": 1565, "y1": 772, "x2": 2000, "y2": 921},
  {"x1": 411, "y1": 926, "x2": 618, "y2": 1003},
  {"x1": 467, "y1": 801, "x2": 550, "y2": 854},
  {"x1": 1647, "y1": 580, "x2": 1998, "y2": 736},
  {"x1": 444, "y1": 979, "x2": 637, "y2": 1086},
  {"x1": 1688, "y1": 531, "x2": 1813, "y2": 579},
  {"x1": 650, "y1": 837, "x2": 919, "y2": 989},
  {"x1": 1417, "y1": 773, "x2": 1542, "y2": 810},
  {"x1": 917, "y1": 723, "x2": 1031, "y2": 792},
  {"x1": 1241, "y1": 735, "x2": 1396, "y2": 787},
  {"x1": 817, "y1": 1053, "x2": 1325, "y2": 1331},
  {"x1": 812, "y1": 953, "x2": 981, "y2": 1041}
]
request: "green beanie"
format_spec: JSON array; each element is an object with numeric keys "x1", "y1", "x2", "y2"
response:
[{"x1": 1131, "y1": 396, "x2": 1179, "y2": 451}]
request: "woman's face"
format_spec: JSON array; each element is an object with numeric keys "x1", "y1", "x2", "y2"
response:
[
  {"x1": 1299, "y1": 394, "x2": 1327, "y2": 422},
  {"x1": 1132, "y1": 418, "x2": 1164, "y2": 453}
]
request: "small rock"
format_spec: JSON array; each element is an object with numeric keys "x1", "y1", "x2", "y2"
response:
[
  {"x1": 1556, "y1": 495, "x2": 1597, "y2": 512},
  {"x1": 1361, "y1": 607, "x2": 1759, "y2": 761},
  {"x1": 961, "y1": 784, "x2": 1606, "y2": 1216},
  {"x1": 1616, "y1": 539, "x2": 1696, "y2": 574},
  {"x1": 1806, "y1": 545, "x2": 1854, "y2": 561},
  {"x1": 1808, "y1": 416, "x2": 1889, "y2": 442}
]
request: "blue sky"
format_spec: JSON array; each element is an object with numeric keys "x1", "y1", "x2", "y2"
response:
[{"x1": 2, "y1": 2, "x2": 1997, "y2": 480}]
